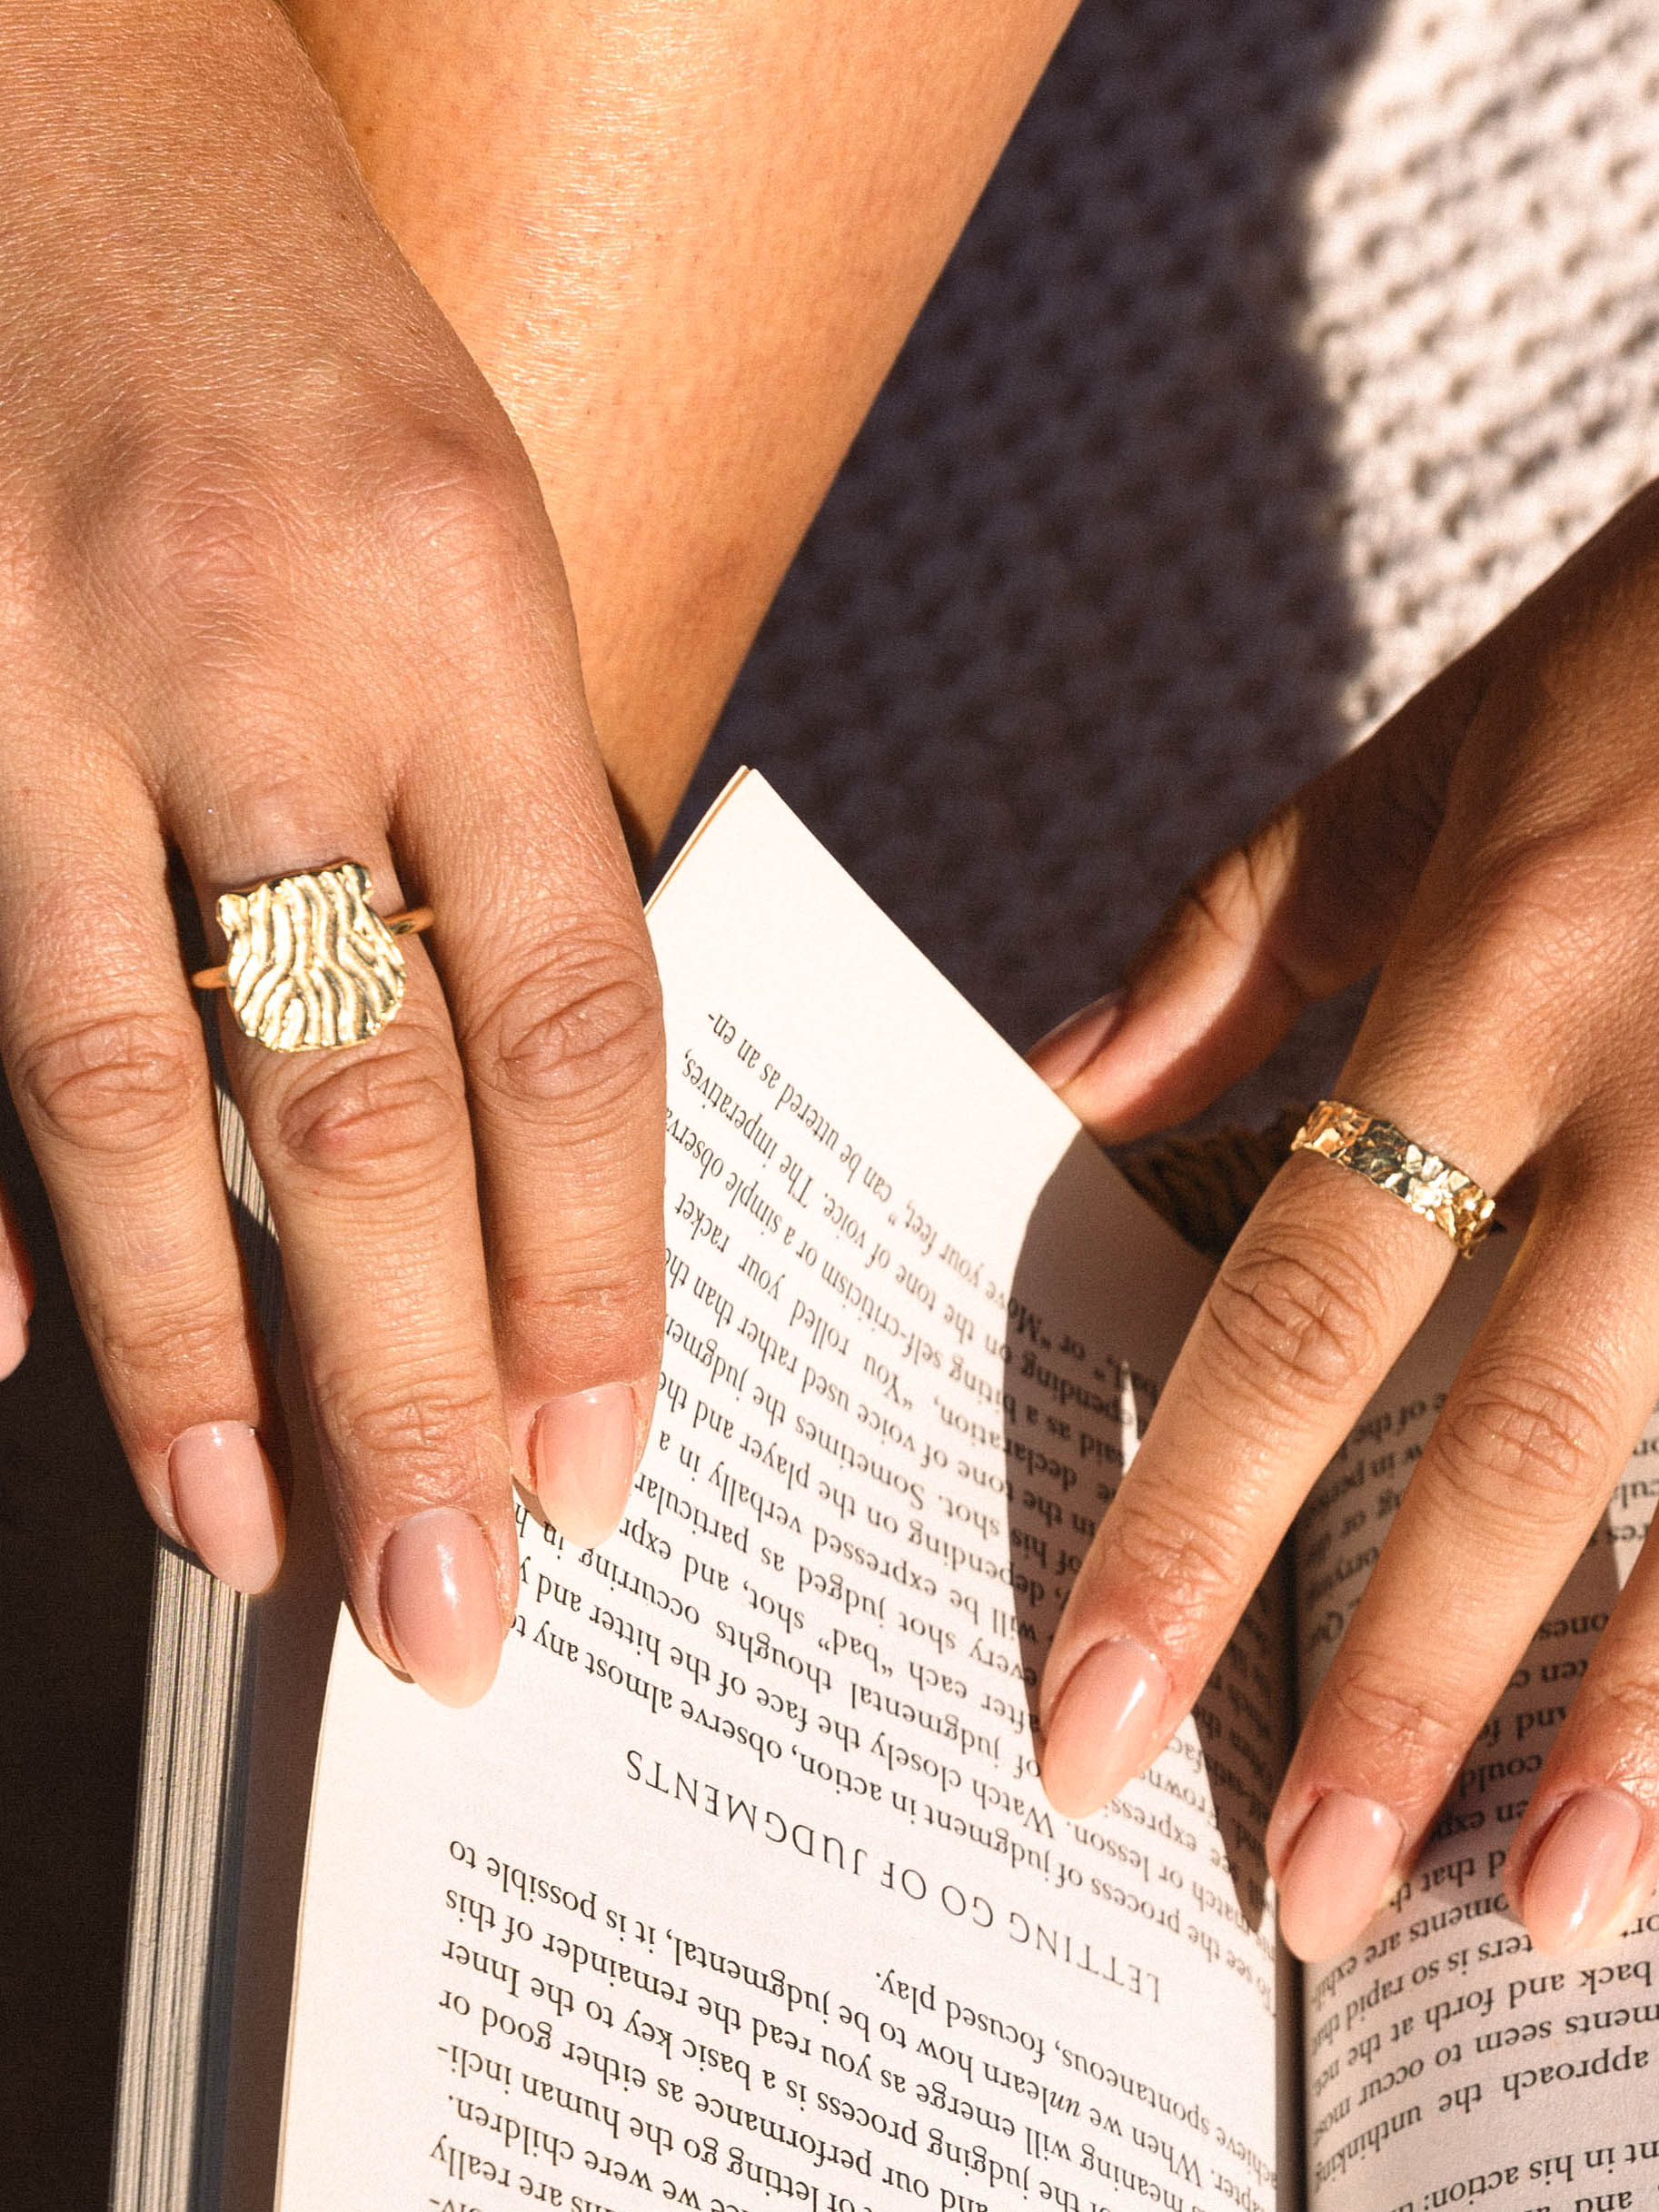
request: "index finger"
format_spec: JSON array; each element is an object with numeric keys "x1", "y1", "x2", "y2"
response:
[{"x1": 1037, "y1": 1136, "x2": 1470, "y2": 1819}]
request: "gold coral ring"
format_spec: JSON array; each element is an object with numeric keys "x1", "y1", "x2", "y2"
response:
[
  {"x1": 1289, "y1": 1099, "x2": 1496, "y2": 1261},
  {"x1": 190, "y1": 861, "x2": 433, "y2": 1054}
]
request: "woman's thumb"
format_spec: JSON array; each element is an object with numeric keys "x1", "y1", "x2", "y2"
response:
[{"x1": 1029, "y1": 647, "x2": 1489, "y2": 1141}]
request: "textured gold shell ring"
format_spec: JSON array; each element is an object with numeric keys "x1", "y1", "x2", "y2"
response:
[
  {"x1": 1290, "y1": 1099, "x2": 1496, "y2": 1260},
  {"x1": 190, "y1": 862, "x2": 433, "y2": 1052}
]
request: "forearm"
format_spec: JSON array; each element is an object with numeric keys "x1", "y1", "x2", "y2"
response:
[{"x1": 282, "y1": 0, "x2": 1079, "y2": 848}]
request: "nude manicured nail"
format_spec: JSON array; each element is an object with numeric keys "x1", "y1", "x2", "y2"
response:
[
  {"x1": 1523, "y1": 1790, "x2": 1647, "y2": 1955},
  {"x1": 1039, "y1": 1637, "x2": 1169, "y2": 1817},
  {"x1": 1277, "y1": 1793, "x2": 1404, "y2": 1961},
  {"x1": 381, "y1": 1508, "x2": 502, "y2": 1707},
  {"x1": 531, "y1": 1384, "x2": 641, "y2": 1546},
  {"x1": 1028, "y1": 993, "x2": 1125, "y2": 1088},
  {"x1": 169, "y1": 1422, "x2": 284, "y2": 1595},
  {"x1": 0, "y1": 1278, "x2": 26, "y2": 1380}
]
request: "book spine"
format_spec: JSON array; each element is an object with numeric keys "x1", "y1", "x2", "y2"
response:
[{"x1": 108, "y1": 1033, "x2": 283, "y2": 2212}]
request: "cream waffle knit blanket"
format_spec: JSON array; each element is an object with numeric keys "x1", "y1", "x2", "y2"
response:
[{"x1": 679, "y1": 0, "x2": 1659, "y2": 1130}]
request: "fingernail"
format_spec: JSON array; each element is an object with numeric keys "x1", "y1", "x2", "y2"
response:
[
  {"x1": 1028, "y1": 994, "x2": 1125, "y2": 1088},
  {"x1": 0, "y1": 1275, "x2": 28, "y2": 1378},
  {"x1": 381, "y1": 1507, "x2": 502, "y2": 1707},
  {"x1": 531, "y1": 1383, "x2": 641, "y2": 1546},
  {"x1": 1277, "y1": 1793, "x2": 1404, "y2": 1961},
  {"x1": 1039, "y1": 1637, "x2": 1169, "y2": 1817},
  {"x1": 169, "y1": 1422, "x2": 285, "y2": 1595},
  {"x1": 1523, "y1": 1790, "x2": 1647, "y2": 1955}
]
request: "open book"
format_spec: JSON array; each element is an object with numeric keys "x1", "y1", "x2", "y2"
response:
[{"x1": 114, "y1": 775, "x2": 1659, "y2": 2212}]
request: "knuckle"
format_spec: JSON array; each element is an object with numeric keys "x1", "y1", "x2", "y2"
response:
[
  {"x1": 273, "y1": 1025, "x2": 464, "y2": 1186},
  {"x1": 1588, "y1": 1671, "x2": 1659, "y2": 1761},
  {"x1": 68, "y1": 406, "x2": 538, "y2": 644},
  {"x1": 500, "y1": 1263, "x2": 664, "y2": 1371},
  {"x1": 15, "y1": 1008, "x2": 206, "y2": 1156},
  {"x1": 1180, "y1": 843, "x2": 1267, "y2": 954},
  {"x1": 321, "y1": 1372, "x2": 502, "y2": 1499},
  {"x1": 88, "y1": 1305, "x2": 251, "y2": 1429},
  {"x1": 1371, "y1": 723, "x2": 1457, "y2": 856},
  {"x1": 1322, "y1": 1657, "x2": 1467, "y2": 1792},
  {"x1": 1136, "y1": 845, "x2": 1273, "y2": 990},
  {"x1": 1431, "y1": 1361, "x2": 1611, "y2": 1531},
  {"x1": 473, "y1": 944, "x2": 664, "y2": 1126},
  {"x1": 1205, "y1": 1234, "x2": 1384, "y2": 1412},
  {"x1": 1455, "y1": 826, "x2": 1621, "y2": 1009},
  {"x1": 83, "y1": 445, "x2": 297, "y2": 630},
  {"x1": 366, "y1": 417, "x2": 539, "y2": 590},
  {"x1": 1106, "y1": 1485, "x2": 1254, "y2": 1633}
]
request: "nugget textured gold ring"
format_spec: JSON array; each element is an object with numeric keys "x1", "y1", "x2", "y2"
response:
[
  {"x1": 190, "y1": 861, "x2": 433, "y2": 1052},
  {"x1": 1290, "y1": 1099, "x2": 1496, "y2": 1260}
]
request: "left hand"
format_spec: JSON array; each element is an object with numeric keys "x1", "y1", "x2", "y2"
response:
[{"x1": 1029, "y1": 480, "x2": 1659, "y2": 1962}]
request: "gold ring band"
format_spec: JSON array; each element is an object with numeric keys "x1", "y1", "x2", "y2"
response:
[
  {"x1": 189, "y1": 862, "x2": 431, "y2": 1053},
  {"x1": 190, "y1": 908, "x2": 432, "y2": 991},
  {"x1": 1290, "y1": 1099, "x2": 1496, "y2": 1260}
]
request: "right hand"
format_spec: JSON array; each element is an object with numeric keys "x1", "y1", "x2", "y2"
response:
[
  {"x1": 0, "y1": 1, "x2": 664, "y2": 1703},
  {"x1": 1030, "y1": 479, "x2": 1659, "y2": 1959}
]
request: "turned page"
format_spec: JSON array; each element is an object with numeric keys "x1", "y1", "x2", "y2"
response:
[
  {"x1": 271, "y1": 775, "x2": 1290, "y2": 2212},
  {"x1": 1297, "y1": 1249, "x2": 1659, "y2": 2212}
]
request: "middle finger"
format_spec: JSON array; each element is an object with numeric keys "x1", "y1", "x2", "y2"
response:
[{"x1": 1270, "y1": 1166, "x2": 1659, "y2": 1959}]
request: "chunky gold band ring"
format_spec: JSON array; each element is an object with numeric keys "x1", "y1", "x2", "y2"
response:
[
  {"x1": 1290, "y1": 1099, "x2": 1496, "y2": 1260},
  {"x1": 190, "y1": 862, "x2": 432, "y2": 1053}
]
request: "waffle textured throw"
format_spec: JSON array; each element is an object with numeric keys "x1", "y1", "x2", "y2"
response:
[{"x1": 680, "y1": 0, "x2": 1659, "y2": 1136}]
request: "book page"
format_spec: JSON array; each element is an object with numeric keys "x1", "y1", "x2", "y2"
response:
[
  {"x1": 1297, "y1": 1247, "x2": 1659, "y2": 2212},
  {"x1": 270, "y1": 776, "x2": 1291, "y2": 2212}
]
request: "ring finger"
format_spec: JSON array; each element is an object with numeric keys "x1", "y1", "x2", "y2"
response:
[{"x1": 176, "y1": 769, "x2": 516, "y2": 1706}]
